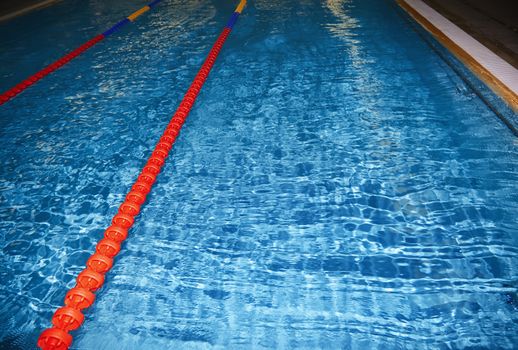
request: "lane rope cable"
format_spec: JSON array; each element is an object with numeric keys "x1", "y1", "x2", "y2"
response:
[
  {"x1": 0, "y1": 0, "x2": 163, "y2": 107},
  {"x1": 36, "y1": 1, "x2": 247, "y2": 349}
]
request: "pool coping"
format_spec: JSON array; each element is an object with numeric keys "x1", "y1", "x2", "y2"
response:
[
  {"x1": 0, "y1": 0, "x2": 62, "y2": 23},
  {"x1": 397, "y1": 0, "x2": 518, "y2": 113}
]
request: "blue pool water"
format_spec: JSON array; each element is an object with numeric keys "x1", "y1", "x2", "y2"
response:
[{"x1": 1, "y1": 0, "x2": 518, "y2": 349}]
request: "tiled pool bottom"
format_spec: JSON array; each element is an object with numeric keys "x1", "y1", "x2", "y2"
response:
[{"x1": 0, "y1": 0, "x2": 517, "y2": 349}]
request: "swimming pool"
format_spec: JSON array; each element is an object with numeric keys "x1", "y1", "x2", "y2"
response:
[{"x1": 1, "y1": 0, "x2": 517, "y2": 348}]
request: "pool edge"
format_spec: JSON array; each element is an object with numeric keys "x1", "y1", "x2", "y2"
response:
[
  {"x1": 0, "y1": 0, "x2": 63, "y2": 23},
  {"x1": 396, "y1": 0, "x2": 518, "y2": 114}
]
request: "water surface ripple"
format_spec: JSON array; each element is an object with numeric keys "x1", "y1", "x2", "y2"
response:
[{"x1": 0, "y1": 0, "x2": 517, "y2": 349}]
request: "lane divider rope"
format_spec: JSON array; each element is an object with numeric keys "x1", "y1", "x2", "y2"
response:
[
  {"x1": 36, "y1": 1, "x2": 247, "y2": 349},
  {"x1": 0, "y1": 0, "x2": 163, "y2": 107}
]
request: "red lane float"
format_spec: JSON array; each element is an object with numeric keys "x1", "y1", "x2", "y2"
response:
[
  {"x1": 64, "y1": 288, "x2": 95, "y2": 310},
  {"x1": 0, "y1": 35, "x2": 105, "y2": 106},
  {"x1": 37, "y1": 1, "x2": 246, "y2": 348},
  {"x1": 0, "y1": 0, "x2": 166, "y2": 107}
]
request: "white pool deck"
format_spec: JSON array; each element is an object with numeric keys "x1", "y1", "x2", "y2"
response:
[{"x1": 398, "y1": 0, "x2": 518, "y2": 112}]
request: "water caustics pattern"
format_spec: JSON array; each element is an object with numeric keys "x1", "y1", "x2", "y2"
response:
[{"x1": 0, "y1": 0, "x2": 517, "y2": 349}]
